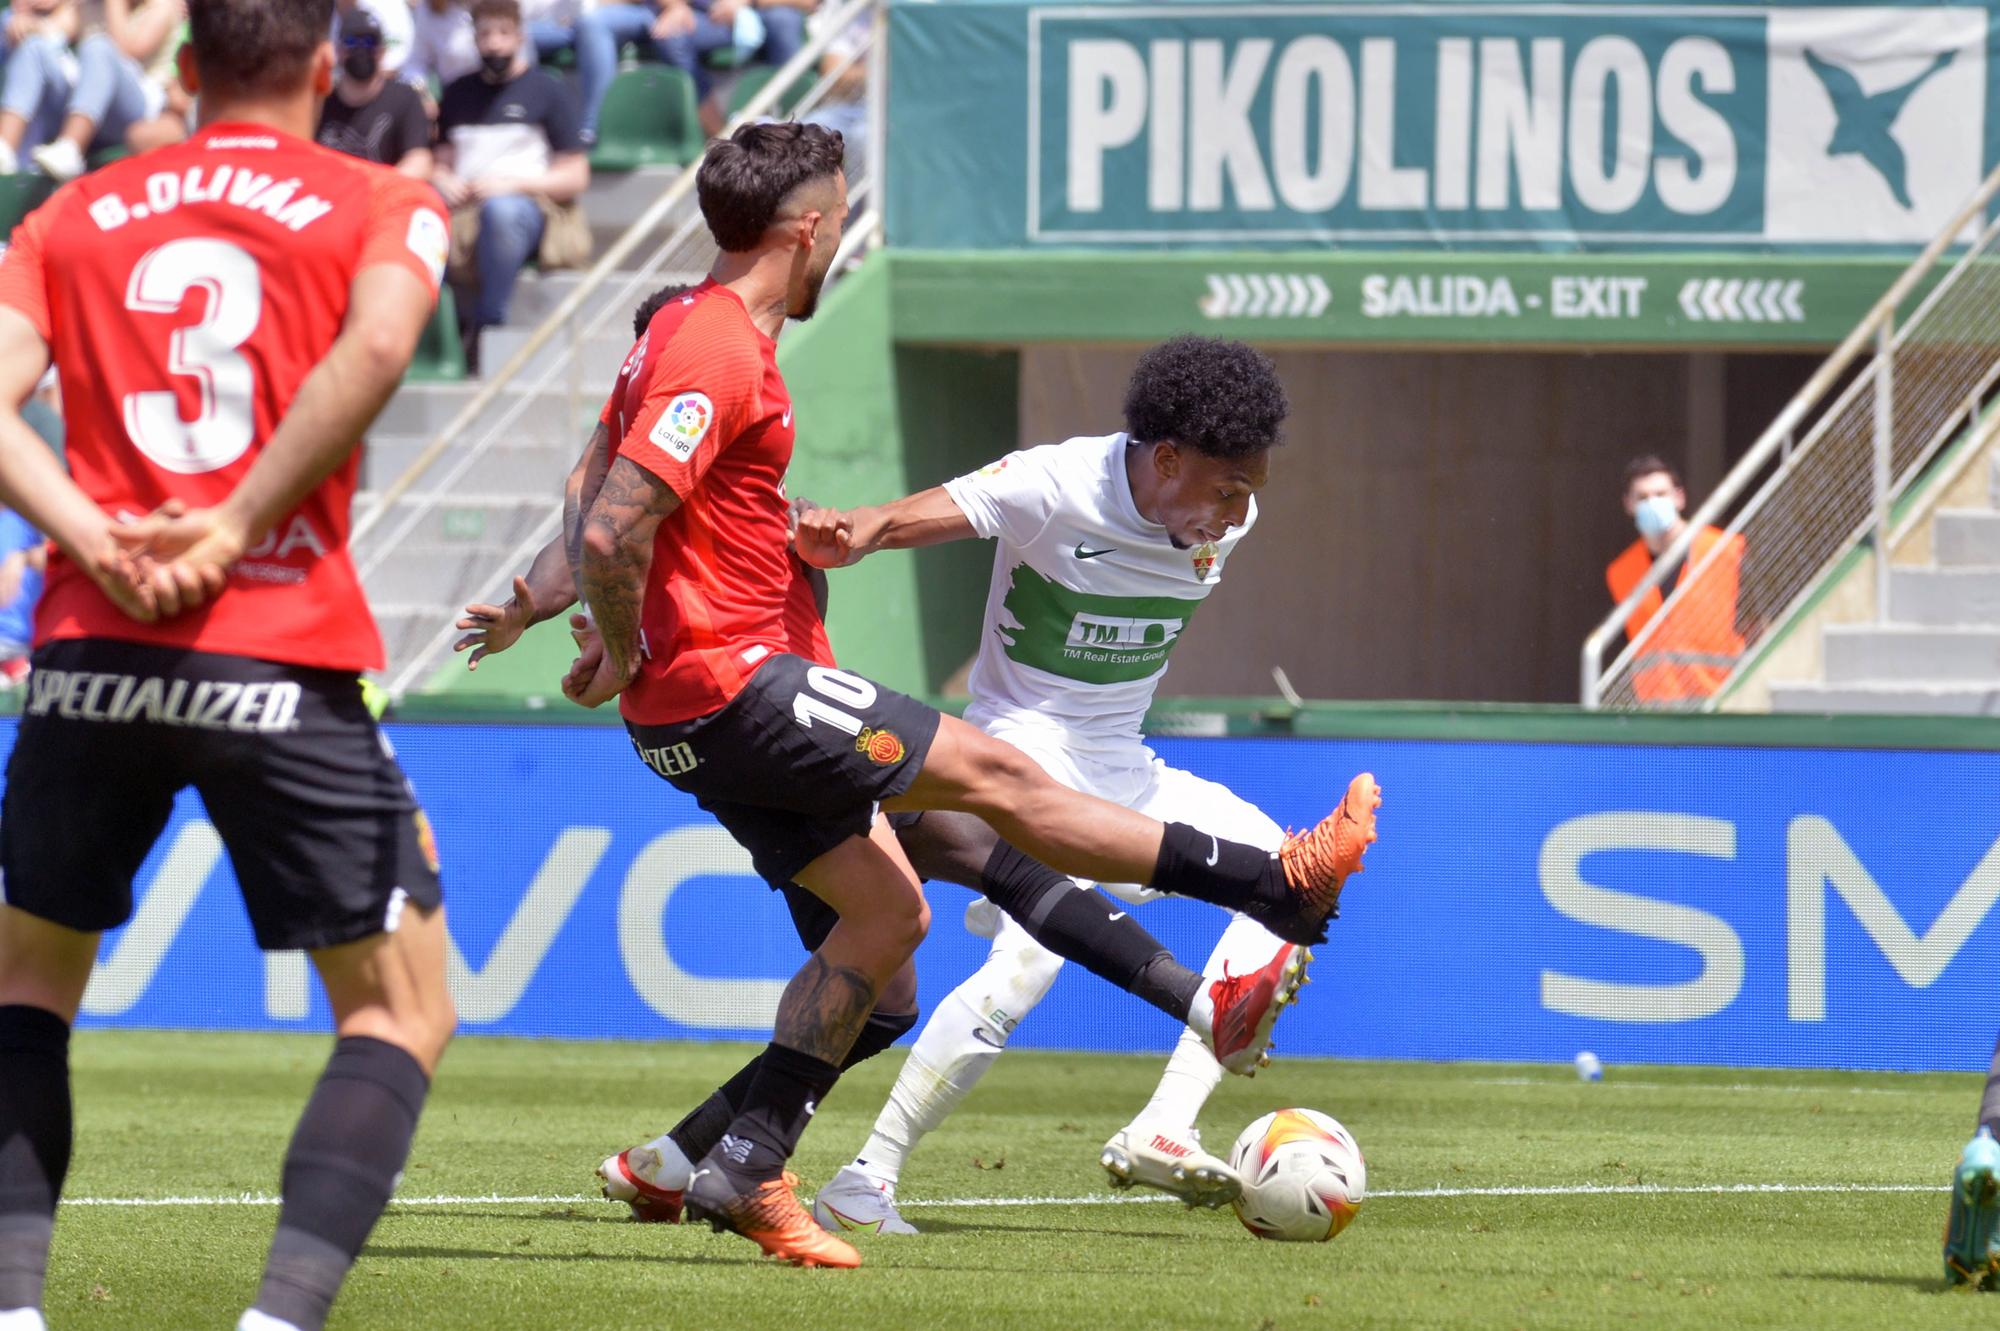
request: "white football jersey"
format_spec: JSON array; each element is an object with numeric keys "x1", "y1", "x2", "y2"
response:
[{"x1": 942, "y1": 433, "x2": 1255, "y2": 747}]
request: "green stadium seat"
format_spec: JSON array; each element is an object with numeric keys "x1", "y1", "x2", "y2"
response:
[
  {"x1": 87, "y1": 145, "x2": 133, "y2": 171},
  {"x1": 0, "y1": 174, "x2": 57, "y2": 239},
  {"x1": 589, "y1": 66, "x2": 704, "y2": 170},
  {"x1": 725, "y1": 64, "x2": 814, "y2": 119},
  {"x1": 407, "y1": 284, "x2": 466, "y2": 382}
]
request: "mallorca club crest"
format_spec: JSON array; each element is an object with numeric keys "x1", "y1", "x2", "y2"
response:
[
  {"x1": 855, "y1": 726, "x2": 906, "y2": 765},
  {"x1": 1191, "y1": 541, "x2": 1219, "y2": 582}
]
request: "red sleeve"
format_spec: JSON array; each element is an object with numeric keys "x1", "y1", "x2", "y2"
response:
[
  {"x1": 0, "y1": 204, "x2": 55, "y2": 341},
  {"x1": 358, "y1": 169, "x2": 449, "y2": 296},
  {"x1": 616, "y1": 318, "x2": 765, "y2": 501}
]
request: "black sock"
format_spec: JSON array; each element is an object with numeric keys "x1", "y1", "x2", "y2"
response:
[
  {"x1": 253, "y1": 1037, "x2": 431, "y2": 1331},
  {"x1": 669, "y1": 1055, "x2": 766, "y2": 1165},
  {"x1": 0, "y1": 1006, "x2": 69, "y2": 1313},
  {"x1": 1131, "y1": 953, "x2": 1204, "y2": 1022},
  {"x1": 669, "y1": 1010, "x2": 915, "y2": 1167},
  {"x1": 979, "y1": 840, "x2": 1199, "y2": 1016},
  {"x1": 713, "y1": 1042, "x2": 840, "y2": 1181},
  {"x1": 1152, "y1": 823, "x2": 1290, "y2": 911}
]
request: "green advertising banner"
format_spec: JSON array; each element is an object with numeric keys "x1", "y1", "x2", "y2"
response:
[
  {"x1": 888, "y1": 0, "x2": 2000, "y2": 251},
  {"x1": 884, "y1": 251, "x2": 1937, "y2": 345}
]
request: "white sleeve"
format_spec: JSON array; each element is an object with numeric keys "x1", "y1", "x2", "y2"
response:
[{"x1": 942, "y1": 445, "x2": 1065, "y2": 547}]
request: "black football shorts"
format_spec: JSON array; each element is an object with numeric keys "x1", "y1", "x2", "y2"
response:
[
  {"x1": 0, "y1": 639, "x2": 443, "y2": 951},
  {"x1": 625, "y1": 652, "x2": 941, "y2": 890}
]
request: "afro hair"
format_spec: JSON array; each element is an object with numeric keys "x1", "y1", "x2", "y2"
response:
[{"x1": 1122, "y1": 336, "x2": 1288, "y2": 460}]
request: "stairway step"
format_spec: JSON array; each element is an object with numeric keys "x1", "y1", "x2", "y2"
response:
[
  {"x1": 373, "y1": 382, "x2": 596, "y2": 438},
  {"x1": 1768, "y1": 682, "x2": 2000, "y2": 715},
  {"x1": 1934, "y1": 510, "x2": 2000, "y2": 568},
  {"x1": 1823, "y1": 625, "x2": 2000, "y2": 683},
  {"x1": 1887, "y1": 568, "x2": 2000, "y2": 626}
]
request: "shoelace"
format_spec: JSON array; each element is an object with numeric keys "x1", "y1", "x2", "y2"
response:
[{"x1": 1279, "y1": 819, "x2": 1346, "y2": 897}]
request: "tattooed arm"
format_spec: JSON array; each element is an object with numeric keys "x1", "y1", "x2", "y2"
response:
[
  {"x1": 565, "y1": 421, "x2": 616, "y2": 600},
  {"x1": 568, "y1": 455, "x2": 680, "y2": 707}
]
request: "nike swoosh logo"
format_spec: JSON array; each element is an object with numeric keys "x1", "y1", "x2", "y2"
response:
[
  {"x1": 805, "y1": 1099, "x2": 816, "y2": 1117},
  {"x1": 1074, "y1": 543, "x2": 1117, "y2": 559},
  {"x1": 780, "y1": 406, "x2": 794, "y2": 429},
  {"x1": 1108, "y1": 912, "x2": 1127, "y2": 921},
  {"x1": 1206, "y1": 837, "x2": 1220, "y2": 867}
]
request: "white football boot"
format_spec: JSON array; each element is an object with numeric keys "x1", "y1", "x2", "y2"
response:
[
  {"x1": 0, "y1": 1309, "x2": 48, "y2": 1331},
  {"x1": 1100, "y1": 1121, "x2": 1241, "y2": 1208},
  {"x1": 811, "y1": 1164, "x2": 920, "y2": 1236},
  {"x1": 597, "y1": 1142, "x2": 690, "y2": 1222}
]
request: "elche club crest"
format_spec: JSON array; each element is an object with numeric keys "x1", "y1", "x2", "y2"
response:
[{"x1": 1191, "y1": 541, "x2": 1218, "y2": 581}]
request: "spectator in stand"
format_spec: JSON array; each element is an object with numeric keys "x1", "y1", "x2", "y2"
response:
[
  {"x1": 802, "y1": 9, "x2": 865, "y2": 169},
  {"x1": 434, "y1": 0, "x2": 588, "y2": 373},
  {"x1": 334, "y1": 0, "x2": 412, "y2": 73},
  {"x1": 408, "y1": 0, "x2": 479, "y2": 93},
  {"x1": 1604, "y1": 454, "x2": 1748, "y2": 705},
  {"x1": 0, "y1": 0, "x2": 185, "y2": 179},
  {"x1": 318, "y1": 6, "x2": 433, "y2": 177}
]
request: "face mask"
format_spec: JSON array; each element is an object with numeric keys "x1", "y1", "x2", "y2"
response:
[
  {"x1": 1634, "y1": 494, "x2": 1680, "y2": 540},
  {"x1": 481, "y1": 50, "x2": 514, "y2": 79},
  {"x1": 342, "y1": 48, "x2": 380, "y2": 82}
]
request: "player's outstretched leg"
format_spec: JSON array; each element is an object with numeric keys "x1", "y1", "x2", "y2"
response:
[
  {"x1": 889, "y1": 718, "x2": 1381, "y2": 947},
  {"x1": 1946, "y1": 1034, "x2": 2000, "y2": 1288},
  {"x1": 0, "y1": 908, "x2": 96, "y2": 1331},
  {"x1": 899, "y1": 812, "x2": 1300, "y2": 1070},
  {"x1": 241, "y1": 910, "x2": 455, "y2": 1331}
]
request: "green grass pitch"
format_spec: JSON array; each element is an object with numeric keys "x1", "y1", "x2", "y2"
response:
[{"x1": 40, "y1": 1031, "x2": 1997, "y2": 1329}]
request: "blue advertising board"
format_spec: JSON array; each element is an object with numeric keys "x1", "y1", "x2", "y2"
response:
[{"x1": 5, "y1": 720, "x2": 1997, "y2": 1072}]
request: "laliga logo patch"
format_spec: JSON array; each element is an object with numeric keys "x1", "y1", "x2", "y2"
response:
[
  {"x1": 1191, "y1": 541, "x2": 1218, "y2": 582},
  {"x1": 855, "y1": 725, "x2": 906, "y2": 765},
  {"x1": 651, "y1": 391, "x2": 713, "y2": 463},
  {"x1": 976, "y1": 456, "x2": 1012, "y2": 478},
  {"x1": 405, "y1": 208, "x2": 448, "y2": 288}
]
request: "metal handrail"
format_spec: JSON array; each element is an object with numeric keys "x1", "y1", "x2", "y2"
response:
[
  {"x1": 1580, "y1": 162, "x2": 2000, "y2": 708},
  {"x1": 352, "y1": 0, "x2": 879, "y2": 552}
]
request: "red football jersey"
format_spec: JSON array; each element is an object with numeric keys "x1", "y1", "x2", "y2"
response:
[
  {"x1": 600, "y1": 280, "x2": 833, "y2": 725},
  {"x1": 0, "y1": 121, "x2": 447, "y2": 671}
]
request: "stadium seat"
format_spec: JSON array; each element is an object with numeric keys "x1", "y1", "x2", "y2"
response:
[
  {"x1": 588, "y1": 67, "x2": 703, "y2": 171},
  {"x1": 0, "y1": 174, "x2": 57, "y2": 238},
  {"x1": 725, "y1": 64, "x2": 815, "y2": 118},
  {"x1": 408, "y1": 284, "x2": 466, "y2": 382}
]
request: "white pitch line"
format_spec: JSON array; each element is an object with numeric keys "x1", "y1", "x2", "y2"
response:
[
  {"x1": 1470, "y1": 1078, "x2": 1935, "y2": 1097},
  {"x1": 58, "y1": 1182, "x2": 1947, "y2": 1209}
]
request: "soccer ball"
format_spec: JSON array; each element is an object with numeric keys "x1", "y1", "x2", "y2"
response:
[{"x1": 1226, "y1": 1108, "x2": 1366, "y2": 1242}]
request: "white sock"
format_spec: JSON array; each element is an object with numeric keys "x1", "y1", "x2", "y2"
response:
[
  {"x1": 854, "y1": 918, "x2": 1064, "y2": 1188},
  {"x1": 1135, "y1": 914, "x2": 1284, "y2": 1129},
  {"x1": 0, "y1": 1309, "x2": 47, "y2": 1331},
  {"x1": 633, "y1": 1133, "x2": 694, "y2": 1189},
  {"x1": 237, "y1": 1311, "x2": 301, "y2": 1331},
  {"x1": 1186, "y1": 984, "x2": 1215, "y2": 1044}
]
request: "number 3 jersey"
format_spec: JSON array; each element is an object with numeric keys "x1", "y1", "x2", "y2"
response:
[
  {"x1": 942, "y1": 433, "x2": 1256, "y2": 749},
  {"x1": 0, "y1": 122, "x2": 448, "y2": 671}
]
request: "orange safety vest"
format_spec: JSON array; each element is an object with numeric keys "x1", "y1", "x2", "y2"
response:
[{"x1": 1604, "y1": 526, "x2": 1747, "y2": 704}]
